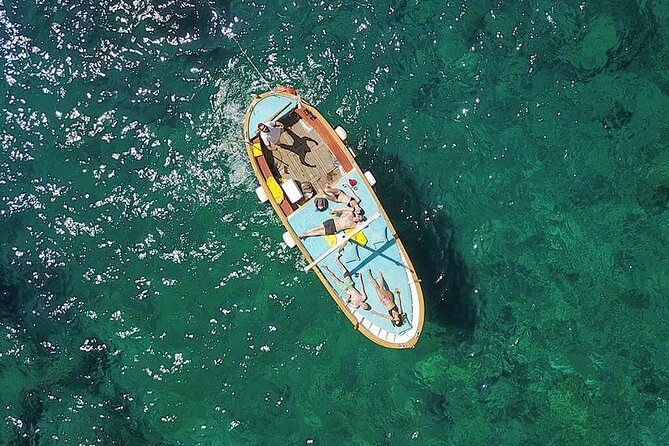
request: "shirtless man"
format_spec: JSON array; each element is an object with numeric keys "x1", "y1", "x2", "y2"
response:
[
  {"x1": 321, "y1": 252, "x2": 370, "y2": 310},
  {"x1": 298, "y1": 208, "x2": 365, "y2": 239}
]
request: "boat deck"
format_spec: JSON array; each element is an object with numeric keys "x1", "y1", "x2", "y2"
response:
[
  {"x1": 287, "y1": 170, "x2": 420, "y2": 344},
  {"x1": 266, "y1": 111, "x2": 344, "y2": 194}
]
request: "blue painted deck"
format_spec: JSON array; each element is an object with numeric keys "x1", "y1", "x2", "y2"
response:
[
  {"x1": 288, "y1": 170, "x2": 414, "y2": 337},
  {"x1": 248, "y1": 95, "x2": 298, "y2": 133}
]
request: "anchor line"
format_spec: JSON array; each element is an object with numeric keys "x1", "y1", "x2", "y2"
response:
[{"x1": 230, "y1": 35, "x2": 272, "y2": 90}]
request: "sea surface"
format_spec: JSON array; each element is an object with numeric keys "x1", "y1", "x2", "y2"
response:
[{"x1": 2, "y1": 0, "x2": 669, "y2": 444}]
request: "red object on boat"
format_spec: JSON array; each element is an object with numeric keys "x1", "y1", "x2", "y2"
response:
[
  {"x1": 275, "y1": 85, "x2": 297, "y2": 95},
  {"x1": 348, "y1": 178, "x2": 358, "y2": 187}
]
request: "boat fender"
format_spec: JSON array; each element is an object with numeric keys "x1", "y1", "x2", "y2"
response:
[
  {"x1": 282, "y1": 231, "x2": 296, "y2": 248},
  {"x1": 364, "y1": 170, "x2": 377, "y2": 187},
  {"x1": 347, "y1": 145, "x2": 357, "y2": 158},
  {"x1": 275, "y1": 85, "x2": 297, "y2": 95},
  {"x1": 334, "y1": 126, "x2": 348, "y2": 141},
  {"x1": 255, "y1": 185, "x2": 269, "y2": 203}
]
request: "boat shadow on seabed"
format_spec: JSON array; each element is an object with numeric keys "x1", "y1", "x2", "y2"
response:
[{"x1": 369, "y1": 155, "x2": 481, "y2": 338}]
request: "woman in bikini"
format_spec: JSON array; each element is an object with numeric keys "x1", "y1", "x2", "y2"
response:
[
  {"x1": 323, "y1": 185, "x2": 361, "y2": 211},
  {"x1": 367, "y1": 269, "x2": 404, "y2": 327}
]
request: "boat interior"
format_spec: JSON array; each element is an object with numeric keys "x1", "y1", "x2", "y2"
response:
[
  {"x1": 288, "y1": 168, "x2": 420, "y2": 346},
  {"x1": 247, "y1": 93, "x2": 357, "y2": 217},
  {"x1": 264, "y1": 111, "x2": 344, "y2": 191}
]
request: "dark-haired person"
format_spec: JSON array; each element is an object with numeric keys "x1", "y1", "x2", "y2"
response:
[
  {"x1": 298, "y1": 208, "x2": 365, "y2": 239},
  {"x1": 322, "y1": 185, "x2": 361, "y2": 210},
  {"x1": 367, "y1": 269, "x2": 404, "y2": 327},
  {"x1": 329, "y1": 206, "x2": 364, "y2": 218},
  {"x1": 257, "y1": 121, "x2": 284, "y2": 151},
  {"x1": 314, "y1": 197, "x2": 328, "y2": 212}
]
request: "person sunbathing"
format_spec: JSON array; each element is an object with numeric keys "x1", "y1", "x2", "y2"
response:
[
  {"x1": 367, "y1": 269, "x2": 404, "y2": 327},
  {"x1": 298, "y1": 208, "x2": 365, "y2": 239},
  {"x1": 321, "y1": 252, "x2": 370, "y2": 310},
  {"x1": 322, "y1": 185, "x2": 361, "y2": 210}
]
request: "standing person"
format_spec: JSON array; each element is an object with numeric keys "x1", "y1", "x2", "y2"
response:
[
  {"x1": 322, "y1": 252, "x2": 370, "y2": 310},
  {"x1": 367, "y1": 269, "x2": 404, "y2": 327},
  {"x1": 258, "y1": 121, "x2": 284, "y2": 151}
]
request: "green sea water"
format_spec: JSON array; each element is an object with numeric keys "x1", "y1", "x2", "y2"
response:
[{"x1": 2, "y1": 0, "x2": 669, "y2": 444}]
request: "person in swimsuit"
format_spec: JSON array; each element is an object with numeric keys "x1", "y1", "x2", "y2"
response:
[
  {"x1": 329, "y1": 206, "x2": 364, "y2": 219},
  {"x1": 322, "y1": 185, "x2": 362, "y2": 213},
  {"x1": 367, "y1": 269, "x2": 404, "y2": 327},
  {"x1": 321, "y1": 251, "x2": 370, "y2": 310},
  {"x1": 298, "y1": 209, "x2": 365, "y2": 239}
]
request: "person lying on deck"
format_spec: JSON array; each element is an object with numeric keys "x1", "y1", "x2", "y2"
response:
[
  {"x1": 298, "y1": 208, "x2": 365, "y2": 239},
  {"x1": 329, "y1": 206, "x2": 364, "y2": 218},
  {"x1": 367, "y1": 269, "x2": 404, "y2": 327},
  {"x1": 322, "y1": 185, "x2": 362, "y2": 212},
  {"x1": 321, "y1": 251, "x2": 370, "y2": 311}
]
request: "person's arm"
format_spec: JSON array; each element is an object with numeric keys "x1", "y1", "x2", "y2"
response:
[
  {"x1": 273, "y1": 121, "x2": 284, "y2": 129},
  {"x1": 368, "y1": 309, "x2": 391, "y2": 320},
  {"x1": 394, "y1": 288, "x2": 403, "y2": 315},
  {"x1": 330, "y1": 208, "x2": 353, "y2": 215},
  {"x1": 357, "y1": 274, "x2": 366, "y2": 299}
]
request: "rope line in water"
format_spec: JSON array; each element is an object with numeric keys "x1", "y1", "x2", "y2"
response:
[{"x1": 231, "y1": 35, "x2": 272, "y2": 90}]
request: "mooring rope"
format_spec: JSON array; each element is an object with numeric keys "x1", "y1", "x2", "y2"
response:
[{"x1": 230, "y1": 35, "x2": 272, "y2": 90}]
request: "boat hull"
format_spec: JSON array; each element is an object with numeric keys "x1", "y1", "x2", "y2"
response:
[{"x1": 243, "y1": 88, "x2": 424, "y2": 348}]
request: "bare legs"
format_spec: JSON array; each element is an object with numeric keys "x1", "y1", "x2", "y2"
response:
[
  {"x1": 299, "y1": 225, "x2": 326, "y2": 239},
  {"x1": 322, "y1": 252, "x2": 349, "y2": 279},
  {"x1": 334, "y1": 251, "x2": 349, "y2": 276},
  {"x1": 323, "y1": 186, "x2": 343, "y2": 199},
  {"x1": 367, "y1": 269, "x2": 386, "y2": 295},
  {"x1": 321, "y1": 265, "x2": 338, "y2": 281},
  {"x1": 366, "y1": 269, "x2": 402, "y2": 326},
  {"x1": 323, "y1": 186, "x2": 352, "y2": 206},
  {"x1": 367, "y1": 269, "x2": 395, "y2": 310}
]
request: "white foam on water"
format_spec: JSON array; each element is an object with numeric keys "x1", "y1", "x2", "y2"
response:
[{"x1": 200, "y1": 73, "x2": 255, "y2": 191}]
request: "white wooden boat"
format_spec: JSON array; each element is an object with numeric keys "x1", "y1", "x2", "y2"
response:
[{"x1": 243, "y1": 86, "x2": 424, "y2": 348}]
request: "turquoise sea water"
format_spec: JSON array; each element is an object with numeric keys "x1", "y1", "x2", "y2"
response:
[{"x1": 2, "y1": 0, "x2": 669, "y2": 444}]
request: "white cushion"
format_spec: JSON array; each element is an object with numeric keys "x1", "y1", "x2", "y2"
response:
[{"x1": 281, "y1": 179, "x2": 303, "y2": 204}]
